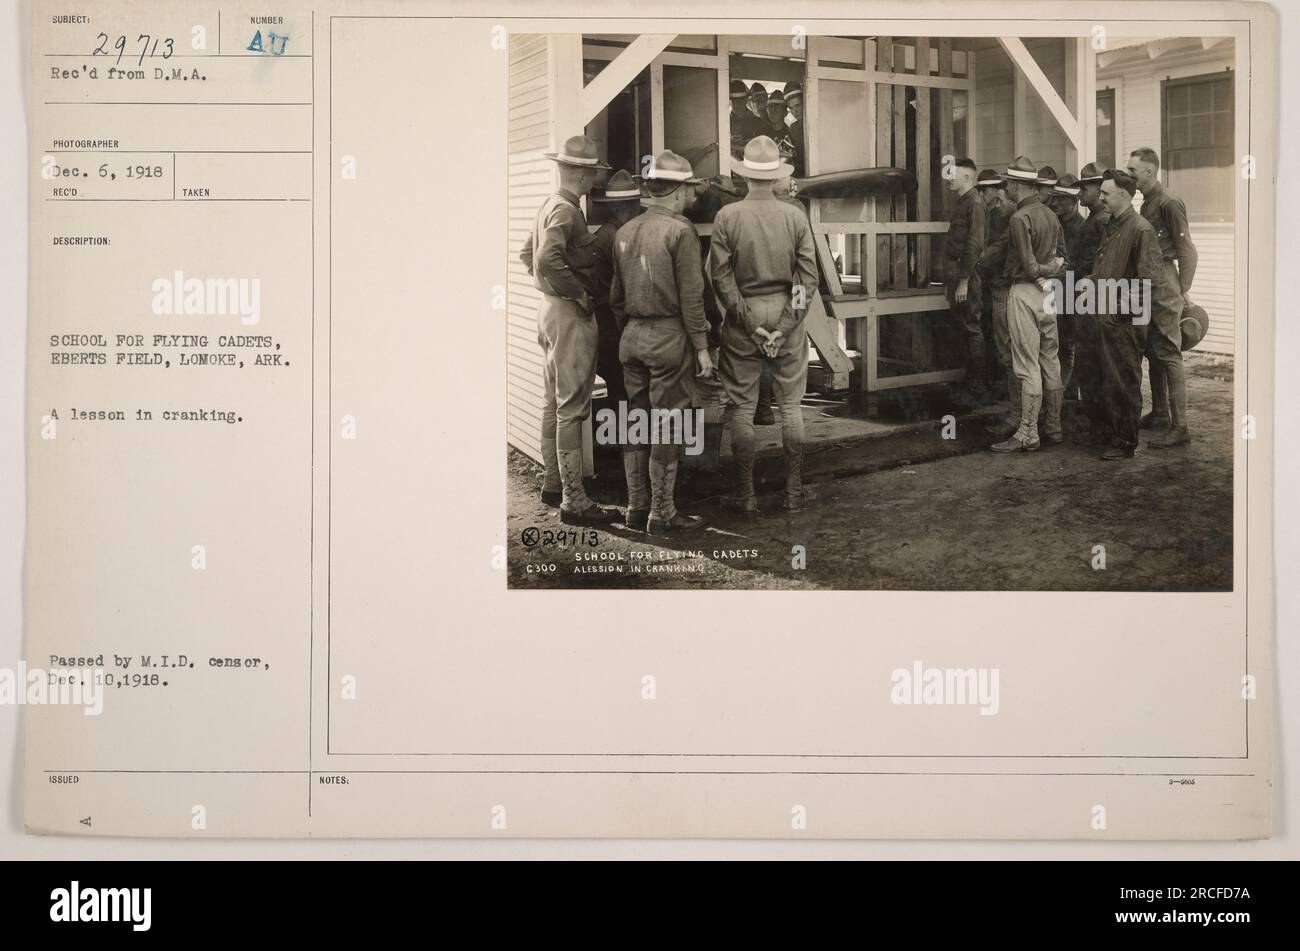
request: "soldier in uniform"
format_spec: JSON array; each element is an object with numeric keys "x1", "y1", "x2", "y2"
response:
[
  {"x1": 944, "y1": 158, "x2": 989, "y2": 394},
  {"x1": 1126, "y1": 146, "x2": 1198, "y2": 448},
  {"x1": 765, "y1": 89, "x2": 796, "y2": 168},
  {"x1": 765, "y1": 89, "x2": 788, "y2": 132},
  {"x1": 522, "y1": 168, "x2": 641, "y2": 416},
  {"x1": 519, "y1": 134, "x2": 618, "y2": 523},
  {"x1": 710, "y1": 136, "x2": 819, "y2": 511},
  {"x1": 991, "y1": 156, "x2": 1066, "y2": 453},
  {"x1": 1070, "y1": 162, "x2": 1112, "y2": 445},
  {"x1": 728, "y1": 79, "x2": 766, "y2": 161},
  {"x1": 747, "y1": 82, "x2": 769, "y2": 123},
  {"x1": 1036, "y1": 165, "x2": 1058, "y2": 199},
  {"x1": 1088, "y1": 168, "x2": 1168, "y2": 459},
  {"x1": 783, "y1": 81, "x2": 806, "y2": 178},
  {"x1": 976, "y1": 168, "x2": 1020, "y2": 436},
  {"x1": 1047, "y1": 173, "x2": 1087, "y2": 403},
  {"x1": 609, "y1": 151, "x2": 715, "y2": 535}
]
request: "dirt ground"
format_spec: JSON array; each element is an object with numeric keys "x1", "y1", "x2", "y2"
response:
[{"x1": 507, "y1": 356, "x2": 1234, "y2": 591}]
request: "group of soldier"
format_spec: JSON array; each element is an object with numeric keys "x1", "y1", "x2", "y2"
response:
[
  {"x1": 522, "y1": 128, "x2": 1199, "y2": 537},
  {"x1": 944, "y1": 148, "x2": 1199, "y2": 459},
  {"x1": 522, "y1": 132, "x2": 814, "y2": 535},
  {"x1": 728, "y1": 78, "x2": 805, "y2": 176}
]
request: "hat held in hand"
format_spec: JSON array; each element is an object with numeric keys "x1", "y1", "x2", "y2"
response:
[{"x1": 1180, "y1": 300, "x2": 1210, "y2": 352}]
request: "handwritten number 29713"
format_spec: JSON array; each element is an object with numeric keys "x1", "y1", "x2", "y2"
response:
[{"x1": 91, "y1": 34, "x2": 175, "y2": 67}]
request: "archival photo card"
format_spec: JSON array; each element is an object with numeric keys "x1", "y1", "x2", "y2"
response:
[{"x1": 21, "y1": 1, "x2": 1275, "y2": 840}]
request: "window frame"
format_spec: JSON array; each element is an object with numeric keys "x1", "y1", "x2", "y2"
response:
[{"x1": 1159, "y1": 68, "x2": 1235, "y2": 222}]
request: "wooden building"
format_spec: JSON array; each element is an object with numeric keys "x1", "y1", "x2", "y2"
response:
[{"x1": 507, "y1": 33, "x2": 1235, "y2": 467}]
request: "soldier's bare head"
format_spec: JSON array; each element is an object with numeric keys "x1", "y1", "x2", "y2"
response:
[
  {"x1": 1006, "y1": 179, "x2": 1036, "y2": 203},
  {"x1": 643, "y1": 181, "x2": 691, "y2": 214},
  {"x1": 558, "y1": 164, "x2": 600, "y2": 198},
  {"x1": 609, "y1": 199, "x2": 641, "y2": 224},
  {"x1": 949, "y1": 158, "x2": 977, "y2": 193},
  {"x1": 1100, "y1": 168, "x2": 1138, "y2": 216},
  {"x1": 1126, "y1": 148, "x2": 1160, "y2": 192}
]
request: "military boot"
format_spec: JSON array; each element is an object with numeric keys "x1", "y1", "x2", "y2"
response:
[
  {"x1": 783, "y1": 443, "x2": 816, "y2": 511},
  {"x1": 622, "y1": 449, "x2": 650, "y2": 531},
  {"x1": 1041, "y1": 388, "x2": 1065, "y2": 445},
  {"x1": 723, "y1": 426, "x2": 758, "y2": 513},
  {"x1": 557, "y1": 448, "x2": 618, "y2": 525},
  {"x1": 986, "y1": 369, "x2": 1021, "y2": 438},
  {"x1": 646, "y1": 459, "x2": 703, "y2": 535},
  {"x1": 991, "y1": 391, "x2": 1041, "y2": 453}
]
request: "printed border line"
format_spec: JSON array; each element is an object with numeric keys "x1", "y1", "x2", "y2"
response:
[
  {"x1": 309, "y1": 8, "x2": 317, "y2": 820},
  {"x1": 45, "y1": 769, "x2": 1256, "y2": 778}
]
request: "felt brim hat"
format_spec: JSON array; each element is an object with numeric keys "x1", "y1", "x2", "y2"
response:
[
  {"x1": 1052, "y1": 174, "x2": 1081, "y2": 197},
  {"x1": 543, "y1": 134, "x2": 611, "y2": 170},
  {"x1": 644, "y1": 150, "x2": 703, "y2": 189},
  {"x1": 1003, "y1": 155, "x2": 1039, "y2": 183},
  {"x1": 1180, "y1": 301, "x2": 1210, "y2": 351},
  {"x1": 1077, "y1": 162, "x2": 1105, "y2": 185},
  {"x1": 733, "y1": 135, "x2": 793, "y2": 180},
  {"x1": 591, "y1": 169, "x2": 642, "y2": 202}
]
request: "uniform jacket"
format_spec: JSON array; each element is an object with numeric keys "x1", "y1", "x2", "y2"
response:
[
  {"x1": 609, "y1": 205, "x2": 710, "y2": 353},
  {"x1": 708, "y1": 188, "x2": 818, "y2": 341},
  {"x1": 978, "y1": 195, "x2": 1017, "y2": 290},
  {"x1": 519, "y1": 189, "x2": 598, "y2": 303},
  {"x1": 1005, "y1": 195, "x2": 1064, "y2": 282},
  {"x1": 1060, "y1": 208, "x2": 1087, "y2": 273},
  {"x1": 1138, "y1": 181, "x2": 1198, "y2": 293},
  {"x1": 1077, "y1": 203, "x2": 1111, "y2": 278},
  {"x1": 1087, "y1": 204, "x2": 1167, "y2": 322},
  {"x1": 945, "y1": 187, "x2": 988, "y2": 283}
]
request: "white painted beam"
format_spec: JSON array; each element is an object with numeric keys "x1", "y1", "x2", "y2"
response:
[
  {"x1": 998, "y1": 37, "x2": 1083, "y2": 152},
  {"x1": 578, "y1": 34, "x2": 675, "y2": 126}
]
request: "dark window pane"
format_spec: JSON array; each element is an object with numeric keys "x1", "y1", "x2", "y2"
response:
[
  {"x1": 663, "y1": 65, "x2": 719, "y2": 178},
  {"x1": 1188, "y1": 82, "x2": 1212, "y2": 114},
  {"x1": 1171, "y1": 116, "x2": 1192, "y2": 150},
  {"x1": 1213, "y1": 113, "x2": 1231, "y2": 146},
  {"x1": 1096, "y1": 89, "x2": 1116, "y2": 168},
  {"x1": 1168, "y1": 84, "x2": 1190, "y2": 116},
  {"x1": 1189, "y1": 114, "x2": 1213, "y2": 148}
]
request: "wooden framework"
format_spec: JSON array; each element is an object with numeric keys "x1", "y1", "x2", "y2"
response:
[
  {"x1": 574, "y1": 33, "x2": 1095, "y2": 395},
  {"x1": 805, "y1": 36, "x2": 975, "y2": 392}
]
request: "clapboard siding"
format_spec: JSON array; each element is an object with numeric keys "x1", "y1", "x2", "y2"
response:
[
  {"x1": 506, "y1": 34, "x2": 552, "y2": 462},
  {"x1": 1188, "y1": 223, "x2": 1234, "y2": 355}
]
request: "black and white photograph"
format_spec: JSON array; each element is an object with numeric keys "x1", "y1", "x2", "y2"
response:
[{"x1": 507, "y1": 32, "x2": 1238, "y2": 590}]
